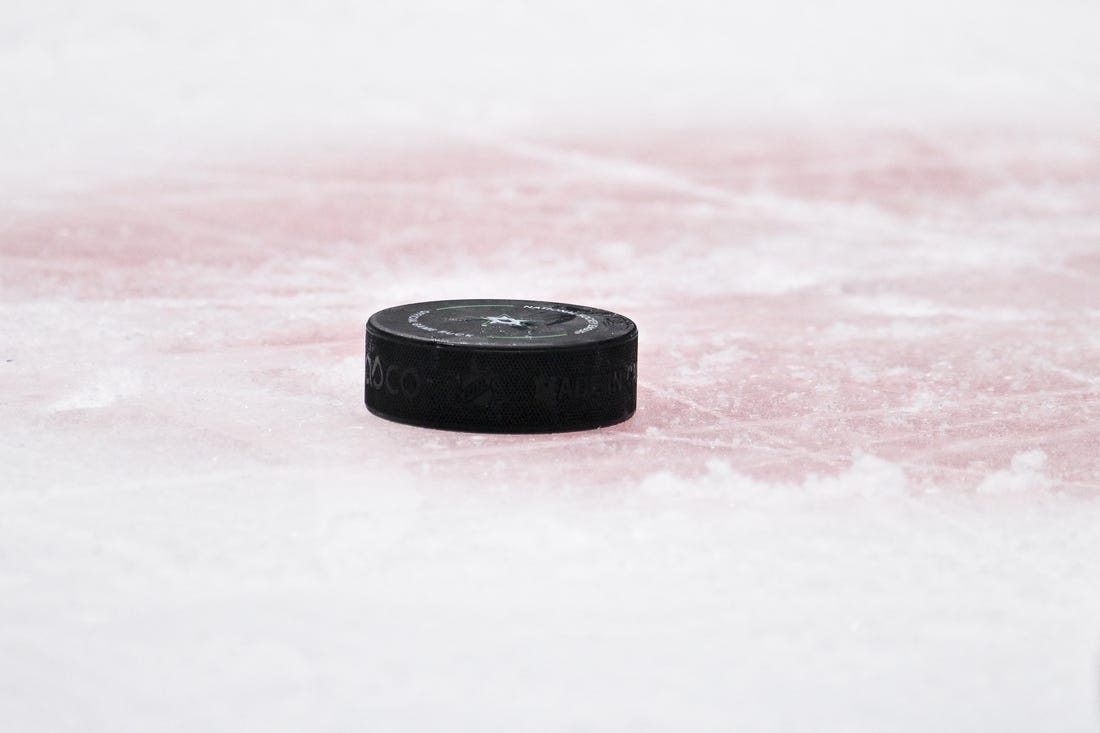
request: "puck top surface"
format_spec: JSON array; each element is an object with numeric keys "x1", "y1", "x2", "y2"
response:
[{"x1": 367, "y1": 299, "x2": 637, "y2": 350}]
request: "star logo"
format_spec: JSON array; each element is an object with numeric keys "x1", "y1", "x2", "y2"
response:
[{"x1": 481, "y1": 314, "x2": 530, "y2": 327}]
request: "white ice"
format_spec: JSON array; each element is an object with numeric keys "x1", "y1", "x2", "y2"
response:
[{"x1": 2, "y1": 1, "x2": 1100, "y2": 731}]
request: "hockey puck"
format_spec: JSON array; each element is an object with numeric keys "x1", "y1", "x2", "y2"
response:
[{"x1": 365, "y1": 299, "x2": 638, "y2": 432}]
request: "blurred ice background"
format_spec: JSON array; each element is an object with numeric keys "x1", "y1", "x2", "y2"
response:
[
  {"x1": 4, "y1": 0, "x2": 1098, "y2": 191},
  {"x1": 2, "y1": 1, "x2": 1100, "y2": 731}
]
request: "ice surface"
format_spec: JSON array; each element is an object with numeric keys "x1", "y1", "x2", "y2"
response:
[{"x1": 2, "y1": 1, "x2": 1100, "y2": 731}]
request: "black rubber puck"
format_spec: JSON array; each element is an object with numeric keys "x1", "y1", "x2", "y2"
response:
[{"x1": 365, "y1": 299, "x2": 638, "y2": 432}]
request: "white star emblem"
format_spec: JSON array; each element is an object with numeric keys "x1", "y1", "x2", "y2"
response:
[{"x1": 481, "y1": 314, "x2": 529, "y2": 327}]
